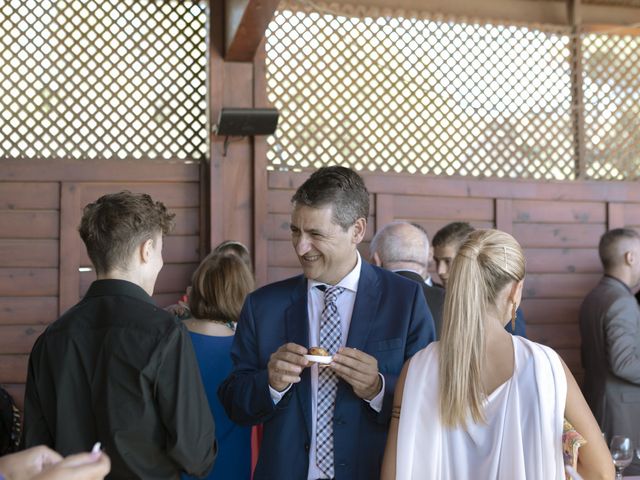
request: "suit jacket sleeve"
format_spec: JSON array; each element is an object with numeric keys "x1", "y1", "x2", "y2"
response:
[
  {"x1": 154, "y1": 324, "x2": 217, "y2": 476},
  {"x1": 606, "y1": 295, "x2": 640, "y2": 384},
  {"x1": 218, "y1": 294, "x2": 280, "y2": 426},
  {"x1": 378, "y1": 285, "x2": 434, "y2": 424}
]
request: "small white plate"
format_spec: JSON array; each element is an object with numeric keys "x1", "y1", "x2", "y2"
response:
[{"x1": 304, "y1": 354, "x2": 332, "y2": 364}]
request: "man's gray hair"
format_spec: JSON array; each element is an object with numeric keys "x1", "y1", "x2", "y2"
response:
[{"x1": 370, "y1": 221, "x2": 429, "y2": 266}]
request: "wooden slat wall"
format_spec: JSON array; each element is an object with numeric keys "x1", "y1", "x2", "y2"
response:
[
  {"x1": 260, "y1": 171, "x2": 640, "y2": 382},
  {"x1": 0, "y1": 160, "x2": 202, "y2": 410}
]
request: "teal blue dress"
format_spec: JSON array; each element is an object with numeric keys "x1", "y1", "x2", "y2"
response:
[{"x1": 181, "y1": 332, "x2": 251, "y2": 480}]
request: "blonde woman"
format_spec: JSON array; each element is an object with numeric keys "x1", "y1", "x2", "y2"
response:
[{"x1": 381, "y1": 229, "x2": 613, "y2": 480}]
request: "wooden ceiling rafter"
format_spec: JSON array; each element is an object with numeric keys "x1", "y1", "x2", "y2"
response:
[{"x1": 225, "y1": 0, "x2": 280, "y2": 61}]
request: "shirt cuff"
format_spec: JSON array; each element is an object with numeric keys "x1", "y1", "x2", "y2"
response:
[
  {"x1": 269, "y1": 383, "x2": 292, "y2": 405},
  {"x1": 364, "y1": 373, "x2": 385, "y2": 412}
]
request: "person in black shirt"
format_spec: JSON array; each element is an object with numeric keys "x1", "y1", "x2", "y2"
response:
[{"x1": 23, "y1": 191, "x2": 216, "y2": 479}]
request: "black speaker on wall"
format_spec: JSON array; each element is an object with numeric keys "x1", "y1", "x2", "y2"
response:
[{"x1": 215, "y1": 108, "x2": 279, "y2": 136}]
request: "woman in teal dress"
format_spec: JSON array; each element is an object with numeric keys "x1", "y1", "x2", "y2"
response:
[{"x1": 181, "y1": 251, "x2": 254, "y2": 480}]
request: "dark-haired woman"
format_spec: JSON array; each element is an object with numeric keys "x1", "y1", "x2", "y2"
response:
[{"x1": 181, "y1": 253, "x2": 254, "y2": 480}]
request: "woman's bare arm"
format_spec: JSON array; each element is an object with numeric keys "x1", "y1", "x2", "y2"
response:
[
  {"x1": 381, "y1": 360, "x2": 410, "y2": 480},
  {"x1": 562, "y1": 360, "x2": 614, "y2": 480}
]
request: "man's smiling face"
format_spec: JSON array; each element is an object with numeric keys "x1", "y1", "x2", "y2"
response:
[{"x1": 290, "y1": 204, "x2": 364, "y2": 285}]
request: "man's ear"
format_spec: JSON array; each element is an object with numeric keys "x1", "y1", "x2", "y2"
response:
[
  {"x1": 371, "y1": 251, "x2": 382, "y2": 267},
  {"x1": 351, "y1": 217, "x2": 367, "y2": 244},
  {"x1": 140, "y1": 238, "x2": 154, "y2": 264},
  {"x1": 625, "y1": 249, "x2": 635, "y2": 266}
]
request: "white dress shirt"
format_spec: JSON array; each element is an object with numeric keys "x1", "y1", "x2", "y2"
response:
[{"x1": 269, "y1": 251, "x2": 385, "y2": 479}]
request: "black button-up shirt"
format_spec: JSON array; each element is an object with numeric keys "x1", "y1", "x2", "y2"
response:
[{"x1": 24, "y1": 279, "x2": 216, "y2": 479}]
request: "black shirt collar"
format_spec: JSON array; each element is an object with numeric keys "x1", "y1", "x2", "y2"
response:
[{"x1": 84, "y1": 279, "x2": 157, "y2": 305}]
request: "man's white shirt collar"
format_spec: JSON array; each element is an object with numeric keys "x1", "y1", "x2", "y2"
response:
[{"x1": 308, "y1": 250, "x2": 361, "y2": 294}]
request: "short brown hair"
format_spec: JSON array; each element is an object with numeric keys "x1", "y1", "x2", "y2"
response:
[
  {"x1": 432, "y1": 222, "x2": 475, "y2": 250},
  {"x1": 212, "y1": 240, "x2": 253, "y2": 272},
  {"x1": 291, "y1": 166, "x2": 369, "y2": 230},
  {"x1": 78, "y1": 191, "x2": 175, "y2": 275},
  {"x1": 188, "y1": 253, "x2": 254, "y2": 322},
  {"x1": 599, "y1": 228, "x2": 640, "y2": 270}
]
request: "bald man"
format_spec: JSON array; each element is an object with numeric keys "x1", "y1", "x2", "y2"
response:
[
  {"x1": 370, "y1": 221, "x2": 445, "y2": 337},
  {"x1": 580, "y1": 228, "x2": 640, "y2": 474}
]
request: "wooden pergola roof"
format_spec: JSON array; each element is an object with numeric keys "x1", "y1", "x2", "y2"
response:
[{"x1": 223, "y1": 0, "x2": 640, "y2": 62}]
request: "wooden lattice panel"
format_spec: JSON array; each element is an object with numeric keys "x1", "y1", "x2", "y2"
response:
[
  {"x1": 0, "y1": 0, "x2": 208, "y2": 161},
  {"x1": 582, "y1": 33, "x2": 640, "y2": 180},
  {"x1": 265, "y1": 1, "x2": 575, "y2": 179}
]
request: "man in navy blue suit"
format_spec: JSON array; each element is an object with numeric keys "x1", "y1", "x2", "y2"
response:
[{"x1": 219, "y1": 166, "x2": 435, "y2": 480}]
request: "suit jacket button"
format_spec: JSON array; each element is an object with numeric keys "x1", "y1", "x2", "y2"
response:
[{"x1": 304, "y1": 443, "x2": 310, "y2": 452}]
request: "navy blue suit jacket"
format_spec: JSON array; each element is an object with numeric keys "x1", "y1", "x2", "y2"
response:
[{"x1": 218, "y1": 261, "x2": 435, "y2": 480}]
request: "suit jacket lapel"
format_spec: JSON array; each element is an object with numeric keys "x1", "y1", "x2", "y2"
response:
[
  {"x1": 284, "y1": 276, "x2": 312, "y2": 438},
  {"x1": 346, "y1": 261, "x2": 380, "y2": 350}
]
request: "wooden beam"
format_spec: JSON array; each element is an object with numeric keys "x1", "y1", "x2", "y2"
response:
[
  {"x1": 333, "y1": 0, "x2": 640, "y2": 28},
  {"x1": 225, "y1": 0, "x2": 280, "y2": 61}
]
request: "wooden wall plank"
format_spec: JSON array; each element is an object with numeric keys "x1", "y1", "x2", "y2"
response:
[
  {"x1": 171, "y1": 208, "x2": 200, "y2": 236},
  {"x1": 0, "y1": 325, "x2": 46, "y2": 354},
  {"x1": 513, "y1": 223, "x2": 605, "y2": 248},
  {"x1": 78, "y1": 183, "x2": 200, "y2": 209},
  {"x1": 513, "y1": 199, "x2": 605, "y2": 223},
  {"x1": 521, "y1": 298, "x2": 583, "y2": 324},
  {"x1": 0, "y1": 160, "x2": 199, "y2": 182},
  {"x1": 59, "y1": 183, "x2": 82, "y2": 315},
  {"x1": 155, "y1": 263, "x2": 200, "y2": 294},
  {"x1": 162, "y1": 235, "x2": 201, "y2": 263},
  {"x1": 270, "y1": 171, "x2": 640, "y2": 203},
  {"x1": 268, "y1": 214, "x2": 293, "y2": 241},
  {"x1": 254, "y1": 39, "x2": 270, "y2": 286},
  {"x1": 268, "y1": 189, "x2": 295, "y2": 214},
  {"x1": 0, "y1": 355, "x2": 28, "y2": 383},
  {"x1": 0, "y1": 211, "x2": 59, "y2": 238},
  {"x1": 607, "y1": 202, "x2": 625, "y2": 229},
  {"x1": 0, "y1": 183, "x2": 59, "y2": 209},
  {"x1": 620, "y1": 203, "x2": 640, "y2": 227},
  {"x1": 0, "y1": 269, "x2": 58, "y2": 296},
  {"x1": 523, "y1": 273, "x2": 600, "y2": 299},
  {"x1": 0, "y1": 297, "x2": 58, "y2": 325},
  {"x1": 375, "y1": 194, "x2": 394, "y2": 232},
  {"x1": 523, "y1": 247, "x2": 600, "y2": 273},
  {"x1": 526, "y1": 324, "x2": 580, "y2": 349},
  {"x1": 268, "y1": 240, "x2": 298, "y2": 268},
  {"x1": 495, "y1": 199, "x2": 513, "y2": 234},
  {"x1": 391, "y1": 195, "x2": 494, "y2": 221},
  {"x1": 0, "y1": 240, "x2": 58, "y2": 268}
]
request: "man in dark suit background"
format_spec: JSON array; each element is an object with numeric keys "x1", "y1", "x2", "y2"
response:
[
  {"x1": 580, "y1": 228, "x2": 640, "y2": 474},
  {"x1": 370, "y1": 221, "x2": 445, "y2": 338},
  {"x1": 219, "y1": 166, "x2": 435, "y2": 480}
]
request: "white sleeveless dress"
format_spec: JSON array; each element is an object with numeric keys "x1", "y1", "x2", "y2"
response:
[{"x1": 396, "y1": 336, "x2": 567, "y2": 480}]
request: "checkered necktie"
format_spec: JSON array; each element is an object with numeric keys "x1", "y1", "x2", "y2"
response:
[{"x1": 316, "y1": 285, "x2": 344, "y2": 478}]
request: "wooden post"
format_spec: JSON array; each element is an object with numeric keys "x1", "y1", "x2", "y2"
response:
[{"x1": 568, "y1": 0, "x2": 587, "y2": 179}]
